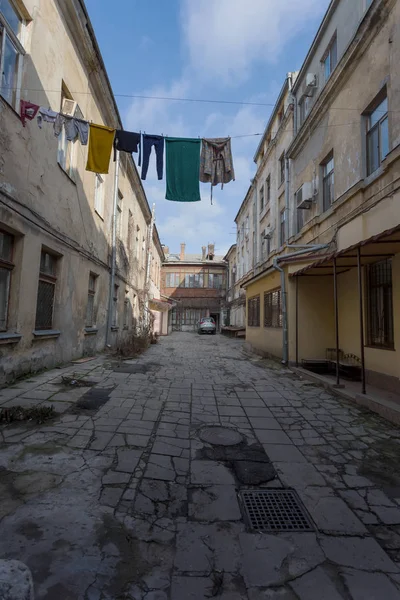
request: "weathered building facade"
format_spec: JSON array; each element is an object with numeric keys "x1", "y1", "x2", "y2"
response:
[
  {"x1": 0, "y1": 0, "x2": 161, "y2": 383},
  {"x1": 241, "y1": 0, "x2": 400, "y2": 395},
  {"x1": 161, "y1": 244, "x2": 227, "y2": 332}
]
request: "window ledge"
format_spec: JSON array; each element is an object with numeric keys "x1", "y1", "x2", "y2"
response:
[
  {"x1": 111, "y1": 326, "x2": 119, "y2": 332},
  {"x1": 84, "y1": 327, "x2": 98, "y2": 336},
  {"x1": 365, "y1": 345, "x2": 395, "y2": 352},
  {"x1": 33, "y1": 330, "x2": 61, "y2": 340},
  {"x1": 0, "y1": 332, "x2": 22, "y2": 345},
  {"x1": 57, "y1": 163, "x2": 77, "y2": 185}
]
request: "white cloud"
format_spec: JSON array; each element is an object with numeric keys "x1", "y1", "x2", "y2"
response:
[{"x1": 182, "y1": 0, "x2": 329, "y2": 84}]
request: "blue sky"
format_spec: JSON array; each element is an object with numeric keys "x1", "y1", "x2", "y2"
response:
[{"x1": 85, "y1": 0, "x2": 330, "y2": 256}]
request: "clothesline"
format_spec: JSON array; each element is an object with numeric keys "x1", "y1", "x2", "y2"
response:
[{"x1": 20, "y1": 100, "x2": 236, "y2": 205}]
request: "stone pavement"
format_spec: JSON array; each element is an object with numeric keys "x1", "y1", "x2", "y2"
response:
[{"x1": 1, "y1": 333, "x2": 400, "y2": 599}]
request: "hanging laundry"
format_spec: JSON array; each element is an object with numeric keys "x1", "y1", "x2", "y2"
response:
[
  {"x1": 54, "y1": 114, "x2": 89, "y2": 145},
  {"x1": 37, "y1": 107, "x2": 58, "y2": 128},
  {"x1": 114, "y1": 130, "x2": 140, "y2": 161},
  {"x1": 86, "y1": 123, "x2": 115, "y2": 174},
  {"x1": 200, "y1": 137, "x2": 235, "y2": 185},
  {"x1": 141, "y1": 134, "x2": 164, "y2": 181},
  {"x1": 165, "y1": 137, "x2": 201, "y2": 203},
  {"x1": 20, "y1": 100, "x2": 40, "y2": 127}
]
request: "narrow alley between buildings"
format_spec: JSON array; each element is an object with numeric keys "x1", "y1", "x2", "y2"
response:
[{"x1": 1, "y1": 334, "x2": 400, "y2": 599}]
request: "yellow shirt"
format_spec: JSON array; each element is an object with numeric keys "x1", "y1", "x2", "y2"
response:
[{"x1": 86, "y1": 123, "x2": 115, "y2": 174}]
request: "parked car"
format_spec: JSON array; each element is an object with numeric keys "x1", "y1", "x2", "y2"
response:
[{"x1": 198, "y1": 317, "x2": 216, "y2": 335}]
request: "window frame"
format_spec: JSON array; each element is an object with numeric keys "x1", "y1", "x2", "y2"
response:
[
  {"x1": 94, "y1": 174, "x2": 105, "y2": 218},
  {"x1": 321, "y1": 152, "x2": 335, "y2": 211},
  {"x1": 266, "y1": 175, "x2": 271, "y2": 203},
  {"x1": 365, "y1": 92, "x2": 389, "y2": 176},
  {"x1": 0, "y1": 229, "x2": 14, "y2": 331},
  {"x1": 247, "y1": 295, "x2": 260, "y2": 327},
  {"x1": 322, "y1": 33, "x2": 337, "y2": 82},
  {"x1": 295, "y1": 187, "x2": 304, "y2": 234},
  {"x1": 86, "y1": 272, "x2": 97, "y2": 328},
  {"x1": 279, "y1": 209, "x2": 286, "y2": 247},
  {"x1": 259, "y1": 184, "x2": 264, "y2": 213},
  {"x1": 57, "y1": 93, "x2": 84, "y2": 180},
  {"x1": 35, "y1": 249, "x2": 58, "y2": 331},
  {"x1": 366, "y1": 259, "x2": 394, "y2": 349},
  {"x1": 264, "y1": 289, "x2": 282, "y2": 328},
  {"x1": 279, "y1": 153, "x2": 286, "y2": 186},
  {"x1": 0, "y1": 0, "x2": 25, "y2": 110}
]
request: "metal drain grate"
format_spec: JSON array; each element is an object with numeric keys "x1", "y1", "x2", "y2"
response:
[{"x1": 239, "y1": 489, "x2": 314, "y2": 532}]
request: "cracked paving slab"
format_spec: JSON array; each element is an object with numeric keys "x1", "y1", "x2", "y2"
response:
[{"x1": 2, "y1": 333, "x2": 400, "y2": 598}]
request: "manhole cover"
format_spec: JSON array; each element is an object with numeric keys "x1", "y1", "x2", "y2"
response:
[
  {"x1": 239, "y1": 489, "x2": 314, "y2": 532},
  {"x1": 199, "y1": 426, "x2": 243, "y2": 446}
]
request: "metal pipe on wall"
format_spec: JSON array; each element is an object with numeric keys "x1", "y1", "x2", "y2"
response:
[
  {"x1": 357, "y1": 247, "x2": 367, "y2": 394},
  {"x1": 106, "y1": 149, "x2": 120, "y2": 347}
]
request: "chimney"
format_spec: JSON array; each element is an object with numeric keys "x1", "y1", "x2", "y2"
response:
[
  {"x1": 180, "y1": 243, "x2": 186, "y2": 261},
  {"x1": 208, "y1": 243, "x2": 215, "y2": 260},
  {"x1": 162, "y1": 244, "x2": 169, "y2": 256},
  {"x1": 202, "y1": 246, "x2": 207, "y2": 261}
]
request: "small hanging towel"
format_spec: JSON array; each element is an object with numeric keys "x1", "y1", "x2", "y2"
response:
[
  {"x1": 165, "y1": 137, "x2": 201, "y2": 202},
  {"x1": 20, "y1": 100, "x2": 40, "y2": 127},
  {"x1": 86, "y1": 123, "x2": 115, "y2": 174}
]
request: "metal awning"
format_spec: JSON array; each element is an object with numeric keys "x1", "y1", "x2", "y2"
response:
[
  {"x1": 149, "y1": 299, "x2": 172, "y2": 312},
  {"x1": 290, "y1": 225, "x2": 400, "y2": 277}
]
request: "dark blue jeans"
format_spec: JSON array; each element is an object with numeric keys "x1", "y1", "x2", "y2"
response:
[{"x1": 141, "y1": 134, "x2": 164, "y2": 180}]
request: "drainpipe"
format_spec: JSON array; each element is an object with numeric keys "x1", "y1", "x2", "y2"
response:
[
  {"x1": 144, "y1": 203, "x2": 156, "y2": 326},
  {"x1": 273, "y1": 244, "x2": 330, "y2": 366},
  {"x1": 106, "y1": 149, "x2": 120, "y2": 347}
]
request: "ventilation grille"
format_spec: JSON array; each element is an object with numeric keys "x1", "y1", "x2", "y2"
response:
[{"x1": 239, "y1": 489, "x2": 314, "y2": 532}]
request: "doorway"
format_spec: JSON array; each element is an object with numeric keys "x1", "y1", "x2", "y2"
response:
[{"x1": 210, "y1": 313, "x2": 220, "y2": 332}]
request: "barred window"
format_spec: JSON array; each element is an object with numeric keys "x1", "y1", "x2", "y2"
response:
[
  {"x1": 366, "y1": 259, "x2": 394, "y2": 348},
  {"x1": 0, "y1": 229, "x2": 14, "y2": 331},
  {"x1": 112, "y1": 284, "x2": 119, "y2": 328},
  {"x1": 248, "y1": 295, "x2": 260, "y2": 327},
  {"x1": 86, "y1": 272, "x2": 97, "y2": 327},
  {"x1": 264, "y1": 290, "x2": 282, "y2": 328},
  {"x1": 35, "y1": 249, "x2": 58, "y2": 330}
]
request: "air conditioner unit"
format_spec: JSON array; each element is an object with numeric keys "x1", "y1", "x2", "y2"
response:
[
  {"x1": 305, "y1": 73, "x2": 317, "y2": 96},
  {"x1": 61, "y1": 98, "x2": 79, "y2": 117},
  {"x1": 297, "y1": 182, "x2": 313, "y2": 209}
]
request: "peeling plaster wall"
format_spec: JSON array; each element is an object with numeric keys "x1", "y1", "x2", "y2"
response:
[{"x1": 0, "y1": 0, "x2": 157, "y2": 383}]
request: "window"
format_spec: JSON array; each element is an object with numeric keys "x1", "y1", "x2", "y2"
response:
[
  {"x1": 266, "y1": 175, "x2": 271, "y2": 203},
  {"x1": 261, "y1": 229, "x2": 271, "y2": 259},
  {"x1": 322, "y1": 35, "x2": 337, "y2": 81},
  {"x1": 85, "y1": 273, "x2": 97, "y2": 327},
  {"x1": 259, "y1": 185, "x2": 264, "y2": 213},
  {"x1": 35, "y1": 249, "x2": 58, "y2": 330},
  {"x1": 366, "y1": 94, "x2": 389, "y2": 176},
  {"x1": 142, "y1": 237, "x2": 146, "y2": 269},
  {"x1": 94, "y1": 174, "x2": 104, "y2": 217},
  {"x1": 264, "y1": 290, "x2": 282, "y2": 328},
  {"x1": 279, "y1": 209, "x2": 286, "y2": 246},
  {"x1": 208, "y1": 273, "x2": 222, "y2": 289},
  {"x1": 166, "y1": 272, "x2": 180, "y2": 287},
  {"x1": 231, "y1": 268, "x2": 236, "y2": 287},
  {"x1": 279, "y1": 153, "x2": 285, "y2": 185},
  {"x1": 295, "y1": 188, "x2": 304, "y2": 234},
  {"x1": 0, "y1": 0, "x2": 24, "y2": 109},
  {"x1": 116, "y1": 190, "x2": 123, "y2": 238},
  {"x1": 57, "y1": 92, "x2": 84, "y2": 180},
  {"x1": 112, "y1": 284, "x2": 119, "y2": 328},
  {"x1": 123, "y1": 291, "x2": 130, "y2": 329},
  {"x1": 247, "y1": 295, "x2": 260, "y2": 327},
  {"x1": 366, "y1": 259, "x2": 394, "y2": 348},
  {"x1": 0, "y1": 229, "x2": 13, "y2": 331},
  {"x1": 127, "y1": 210, "x2": 134, "y2": 256},
  {"x1": 322, "y1": 154, "x2": 334, "y2": 211},
  {"x1": 299, "y1": 96, "x2": 311, "y2": 126}
]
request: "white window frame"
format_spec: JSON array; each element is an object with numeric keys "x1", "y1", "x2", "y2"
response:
[
  {"x1": 0, "y1": 1, "x2": 25, "y2": 110},
  {"x1": 94, "y1": 174, "x2": 105, "y2": 218},
  {"x1": 322, "y1": 34, "x2": 337, "y2": 82},
  {"x1": 0, "y1": 229, "x2": 14, "y2": 331},
  {"x1": 57, "y1": 97, "x2": 83, "y2": 180}
]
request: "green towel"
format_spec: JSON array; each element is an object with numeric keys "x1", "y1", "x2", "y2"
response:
[{"x1": 165, "y1": 137, "x2": 201, "y2": 202}]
